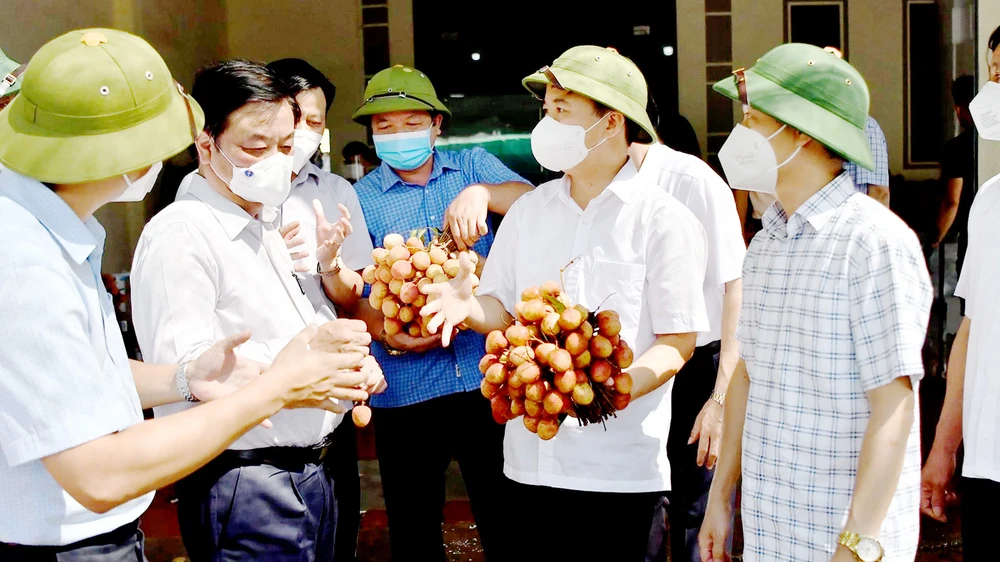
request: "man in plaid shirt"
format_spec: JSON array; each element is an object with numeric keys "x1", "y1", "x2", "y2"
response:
[
  {"x1": 350, "y1": 65, "x2": 532, "y2": 562},
  {"x1": 698, "y1": 44, "x2": 931, "y2": 562}
]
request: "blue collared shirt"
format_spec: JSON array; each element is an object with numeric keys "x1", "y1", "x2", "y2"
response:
[
  {"x1": 355, "y1": 147, "x2": 531, "y2": 407},
  {"x1": 0, "y1": 171, "x2": 151, "y2": 545},
  {"x1": 844, "y1": 116, "x2": 890, "y2": 194}
]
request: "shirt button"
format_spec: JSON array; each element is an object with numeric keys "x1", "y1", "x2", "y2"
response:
[{"x1": 430, "y1": 215, "x2": 436, "y2": 220}]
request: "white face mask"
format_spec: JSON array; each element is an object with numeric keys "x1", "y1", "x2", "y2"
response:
[
  {"x1": 718, "y1": 123, "x2": 802, "y2": 194},
  {"x1": 115, "y1": 162, "x2": 163, "y2": 202},
  {"x1": 291, "y1": 129, "x2": 323, "y2": 173},
  {"x1": 211, "y1": 143, "x2": 292, "y2": 207},
  {"x1": 530, "y1": 114, "x2": 614, "y2": 172},
  {"x1": 343, "y1": 162, "x2": 365, "y2": 181},
  {"x1": 970, "y1": 80, "x2": 1000, "y2": 141}
]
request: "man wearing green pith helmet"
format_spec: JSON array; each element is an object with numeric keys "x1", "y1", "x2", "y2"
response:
[
  {"x1": 698, "y1": 44, "x2": 931, "y2": 562},
  {"x1": 0, "y1": 28, "x2": 372, "y2": 560},
  {"x1": 420, "y1": 45, "x2": 710, "y2": 561},
  {"x1": 350, "y1": 64, "x2": 533, "y2": 562}
]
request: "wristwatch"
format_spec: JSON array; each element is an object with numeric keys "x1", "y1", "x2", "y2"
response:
[
  {"x1": 839, "y1": 531, "x2": 884, "y2": 562},
  {"x1": 317, "y1": 255, "x2": 342, "y2": 277},
  {"x1": 175, "y1": 361, "x2": 200, "y2": 403},
  {"x1": 380, "y1": 329, "x2": 408, "y2": 356},
  {"x1": 709, "y1": 391, "x2": 725, "y2": 407}
]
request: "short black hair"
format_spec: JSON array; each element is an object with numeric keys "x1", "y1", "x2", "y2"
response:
[
  {"x1": 952, "y1": 75, "x2": 976, "y2": 108},
  {"x1": 343, "y1": 140, "x2": 376, "y2": 160},
  {"x1": 267, "y1": 58, "x2": 336, "y2": 113},
  {"x1": 192, "y1": 59, "x2": 301, "y2": 139},
  {"x1": 592, "y1": 100, "x2": 643, "y2": 145},
  {"x1": 990, "y1": 24, "x2": 1000, "y2": 52}
]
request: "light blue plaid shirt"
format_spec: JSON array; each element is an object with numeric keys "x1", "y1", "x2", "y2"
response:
[
  {"x1": 355, "y1": 147, "x2": 531, "y2": 407},
  {"x1": 737, "y1": 173, "x2": 930, "y2": 561},
  {"x1": 844, "y1": 116, "x2": 890, "y2": 194}
]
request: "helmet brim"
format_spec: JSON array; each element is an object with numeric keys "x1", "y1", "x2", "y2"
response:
[
  {"x1": 0, "y1": 85, "x2": 204, "y2": 183},
  {"x1": 523, "y1": 68, "x2": 657, "y2": 144},
  {"x1": 713, "y1": 70, "x2": 874, "y2": 171},
  {"x1": 352, "y1": 94, "x2": 451, "y2": 126}
]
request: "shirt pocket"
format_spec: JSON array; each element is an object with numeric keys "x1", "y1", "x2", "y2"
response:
[{"x1": 585, "y1": 260, "x2": 645, "y2": 338}]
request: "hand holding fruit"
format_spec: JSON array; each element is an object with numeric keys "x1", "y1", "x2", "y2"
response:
[
  {"x1": 444, "y1": 184, "x2": 490, "y2": 251},
  {"x1": 315, "y1": 200, "x2": 353, "y2": 271},
  {"x1": 420, "y1": 252, "x2": 478, "y2": 347},
  {"x1": 365, "y1": 231, "x2": 475, "y2": 346},
  {"x1": 384, "y1": 331, "x2": 442, "y2": 353},
  {"x1": 310, "y1": 318, "x2": 371, "y2": 356}
]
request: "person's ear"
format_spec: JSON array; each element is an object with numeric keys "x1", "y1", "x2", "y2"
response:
[
  {"x1": 606, "y1": 112, "x2": 627, "y2": 138},
  {"x1": 195, "y1": 131, "x2": 213, "y2": 165}
]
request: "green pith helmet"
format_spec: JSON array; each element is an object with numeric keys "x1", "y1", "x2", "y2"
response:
[
  {"x1": 352, "y1": 64, "x2": 451, "y2": 125},
  {"x1": 523, "y1": 45, "x2": 657, "y2": 144},
  {"x1": 0, "y1": 48, "x2": 24, "y2": 97},
  {"x1": 713, "y1": 43, "x2": 874, "y2": 171},
  {"x1": 0, "y1": 28, "x2": 205, "y2": 184}
]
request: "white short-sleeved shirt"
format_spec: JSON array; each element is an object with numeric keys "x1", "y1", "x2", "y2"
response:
[
  {"x1": 281, "y1": 163, "x2": 375, "y2": 273},
  {"x1": 955, "y1": 173, "x2": 1000, "y2": 483},
  {"x1": 0, "y1": 171, "x2": 151, "y2": 545},
  {"x1": 278, "y1": 164, "x2": 375, "y2": 315},
  {"x1": 133, "y1": 172, "x2": 341, "y2": 448},
  {"x1": 478, "y1": 162, "x2": 709, "y2": 493},
  {"x1": 635, "y1": 144, "x2": 746, "y2": 346},
  {"x1": 737, "y1": 174, "x2": 931, "y2": 561}
]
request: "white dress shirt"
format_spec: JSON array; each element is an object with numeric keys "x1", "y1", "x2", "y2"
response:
[
  {"x1": 0, "y1": 171, "x2": 151, "y2": 545},
  {"x1": 737, "y1": 174, "x2": 930, "y2": 561},
  {"x1": 955, "y1": 173, "x2": 1000, "y2": 483},
  {"x1": 478, "y1": 162, "x2": 709, "y2": 493},
  {"x1": 132, "y1": 172, "x2": 340, "y2": 449},
  {"x1": 635, "y1": 144, "x2": 745, "y2": 346}
]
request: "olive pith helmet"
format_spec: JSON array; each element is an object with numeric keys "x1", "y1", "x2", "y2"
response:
[
  {"x1": 0, "y1": 48, "x2": 24, "y2": 97},
  {"x1": 352, "y1": 64, "x2": 451, "y2": 125},
  {"x1": 0, "y1": 29, "x2": 205, "y2": 183},
  {"x1": 523, "y1": 46, "x2": 657, "y2": 144},
  {"x1": 713, "y1": 43, "x2": 874, "y2": 170}
]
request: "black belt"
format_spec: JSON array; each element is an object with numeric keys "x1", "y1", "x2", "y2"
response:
[
  {"x1": 1, "y1": 518, "x2": 140, "y2": 555},
  {"x1": 217, "y1": 434, "x2": 334, "y2": 469}
]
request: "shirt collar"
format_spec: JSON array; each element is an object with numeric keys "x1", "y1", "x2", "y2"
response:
[
  {"x1": 762, "y1": 172, "x2": 857, "y2": 238},
  {"x1": 377, "y1": 149, "x2": 462, "y2": 193},
  {"x1": 1, "y1": 170, "x2": 105, "y2": 265},
  {"x1": 544, "y1": 158, "x2": 640, "y2": 206},
  {"x1": 183, "y1": 171, "x2": 257, "y2": 240},
  {"x1": 292, "y1": 162, "x2": 321, "y2": 190}
]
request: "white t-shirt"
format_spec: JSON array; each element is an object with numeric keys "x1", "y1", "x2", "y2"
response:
[
  {"x1": 955, "y1": 173, "x2": 1000, "y2": 483},
  {"x1": 635, "y1": 144, "x2": 746, "y2": 346},
  {"x1": 478, "y1": 162, "x2": 709, "y2": 493}
]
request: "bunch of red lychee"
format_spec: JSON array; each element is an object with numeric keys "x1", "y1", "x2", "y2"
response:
[
  {"x1": 479, "y1": 281, "x2": 633, "y2": 440},
  {"x1": 363, "y1": 232, "x2": 478, "y2": 340}
]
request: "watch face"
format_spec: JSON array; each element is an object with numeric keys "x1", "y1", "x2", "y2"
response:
[{"x1": 855, "y1": 538, "x2": 883, "y2": 562}]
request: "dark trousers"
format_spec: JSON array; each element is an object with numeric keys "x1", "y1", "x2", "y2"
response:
[
  {"x1": 509, "y1": 480, "x2": 663, "y2": 562},
  {"x1": 328, "y1": 418, "x2": 361, "y2": 562},
  {"x1": 372, "y1": 390, "x2": 508, "y2": 562},
  {"x1": 961, "y1": 476, "x2": 1000, "y2": 559},
  {"x1": 0, "y1": 521, "x2": 144, "y2": 561},
  {"x1": 648, "y1": 341, "x2": 724, "y2": 562},
  {"x1": 176, "y1": 453, "x2": 337, "y2": 562}
]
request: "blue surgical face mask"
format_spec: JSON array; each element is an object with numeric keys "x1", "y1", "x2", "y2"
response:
[{"x1": 372, "y1": 128, "x2": 434, "y2": 171}]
